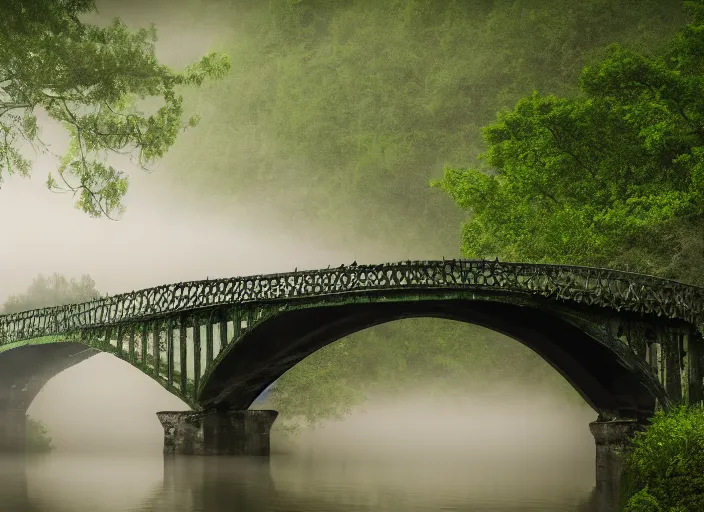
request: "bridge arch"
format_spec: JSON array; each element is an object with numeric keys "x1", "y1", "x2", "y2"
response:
[
  {"x1": 0, "y1": 336, "x2": 191, "y2": 452},
  {"x1": 0, "y1": 342, "x2": 98, "y2": 411},
  {"x1": 0, "y1": 341, "x2": 97, "y2": 451},
  {"x1": 199, "y1": 293, "x2": 669, "y2": 420}
]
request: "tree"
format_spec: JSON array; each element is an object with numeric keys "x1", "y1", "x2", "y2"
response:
[
  {"x1": 2, "y1": 273, "x2": 101, "y2": 313},
  {"x1": 433, "y1": 0, "x2": 704, "y2": 285},
  {"x1": 0, "y1": 0, "x2": 230, "y2": 218},
  {"x1": 26, "y1": 416, "x2": 53, "y2": 452}
]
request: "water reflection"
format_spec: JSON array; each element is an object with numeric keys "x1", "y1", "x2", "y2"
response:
[
  {"x1": 24, "y1": 452, "x2": 163, "y2": 512},
  {"x1": 144, "y1": 456, "x2": 276, "y2": 511},
  {"x1": 145, "y1": 453, "x2": 606, "y2": 512},
  {"x1": 0, "y1": 452, "x2": 615, "y2": 512},
  {"x1": 0, "y1": 455, "x2": 39, "y2": 512}
]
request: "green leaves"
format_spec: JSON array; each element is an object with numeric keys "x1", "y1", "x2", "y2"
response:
[
  {"x1": 435, "y1": 3, "x2": 704, "y2": 283},
  {"x1": 623, "y1": 406, "x2": 704, "y2": 510},
  {"x1": 26, "y1": 415, "x2": 53, "y2": 453},
  {"x1": 0, "y1": 0, "x2": 230, "y2": 218},
  {"x1": 164, "y1": 0, "x2": 684, "y2": 253}
]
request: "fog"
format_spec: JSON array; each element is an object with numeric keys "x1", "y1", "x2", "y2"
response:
[
  {"x1": 0, "y1": 0, "x2": 596, "y2": 471},
  {"x1": 276, "y1": 386, "x2": 595, "y2": 464},
  {"x1": 7, "y1": 386, "x2": 596, "y2": 512},
  {"x1": 14, "y1": 389, "x2": 597, "y2": 512}
]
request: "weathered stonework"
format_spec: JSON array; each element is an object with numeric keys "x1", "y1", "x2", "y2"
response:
[
  {"x1": 156, "y1": 409, "x2": 278, "y2": 456},
  {"x1": 589, "y1": 419, "x2": 645, "y2": 499}
]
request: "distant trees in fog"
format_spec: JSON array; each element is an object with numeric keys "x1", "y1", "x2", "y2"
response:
[{"x1": 2, "y1": 273, "x2": 101, "y2": 313}]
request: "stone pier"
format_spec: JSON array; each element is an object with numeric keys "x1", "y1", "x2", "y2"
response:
[
  {"x1": 589, "y1": 418, "x2": 646, "y2": 506},
  {"x1": 156, "y1": 409, "x2": 278, "y2": 456}
]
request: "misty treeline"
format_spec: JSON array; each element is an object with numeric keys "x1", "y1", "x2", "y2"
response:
[
  {"x1": 168, "y1": 0, "x2": 685, "y2": 255},
  {"x1": 1, "y1": 273, "x2": 101, "y2": 314}
]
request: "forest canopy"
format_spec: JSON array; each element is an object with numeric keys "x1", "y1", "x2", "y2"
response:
[
  {"x1": 434, "y1": 0, "x2": 704, "y2": 286},
  {"x1": 167, "y1": 0, "x2": 684, "y2": 254}
]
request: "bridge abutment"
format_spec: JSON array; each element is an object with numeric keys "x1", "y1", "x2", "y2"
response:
[
  {"x1": 0, "y1": 409, "x2": 27, "y2": 452},
  {"x1": 589, "y1": 418, "x2": 645, "y2": 504},
  {"x1": 156, "y1": 410, "x2": 278, "y2": 456}
]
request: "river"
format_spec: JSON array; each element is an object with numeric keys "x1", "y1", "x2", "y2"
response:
[
  {"x1": 3, "y1": 385, "x2": 615, "y2": 511},
  {"x1": 0, "y1": 450, "x2": 611, "y2": 512}
]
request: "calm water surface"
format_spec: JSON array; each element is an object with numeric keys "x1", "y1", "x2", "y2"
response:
[{"x1": 0, "y1": 451, "x2": 608, "y2": 512}]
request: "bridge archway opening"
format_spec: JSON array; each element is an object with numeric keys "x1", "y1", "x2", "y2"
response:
[
  {"x1": 251, "y1": 316, "x2": 589, "y2": 422},
  {"x1": 203, "y1": 299, "x2": 659, "y2": 422},
  {"x1": 246, "y1": 316, "x2": 597, "y2": 492},
  {"x1": 0, "y1": 341, "x2": 187, "y2": 453}
]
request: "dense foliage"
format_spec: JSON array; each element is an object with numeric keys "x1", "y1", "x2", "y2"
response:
[
  {"x1": 26, "y1": 416, "x2": 53, "y2": 452},
  {"x1": 172, "y1": 0, "x2": 683, "y2": 254},
  {"x1": 0, "y1": 0, "x2": 229, "y2": 217},
  {"x1": 435, "y1": 0, "x2": 704, "y2": 286},
  {"x1": 621, "y1": 406, "x2": 704, "y2": 511}
]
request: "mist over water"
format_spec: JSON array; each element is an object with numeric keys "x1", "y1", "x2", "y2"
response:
[
  {"x1": 3, "y1": 383, "x2": 600, "y2": 512},
  {"x1": 279, "y1": 388, "x2": 596, "y2": 463}
]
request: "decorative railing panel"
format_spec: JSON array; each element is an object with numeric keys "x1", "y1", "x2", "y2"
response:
[{"x1": 1, "y1": 260, "x2": 703, "y2": 345}]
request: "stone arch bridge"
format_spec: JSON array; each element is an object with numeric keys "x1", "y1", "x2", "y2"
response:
[{"x1": 1, "y1": 260, "x2": 703, "y2": 489}]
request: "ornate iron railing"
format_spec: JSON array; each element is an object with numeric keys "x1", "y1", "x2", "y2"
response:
[{"x1": 1, "y1": 260, "x2": 703, "y2": 345}]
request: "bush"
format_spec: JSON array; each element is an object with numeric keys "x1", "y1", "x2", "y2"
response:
[
  {"x1": 26, "y1": 415, "x2": 53, "y2": 453},
  {"x1": 621, "y1": 406, "x2": 704, "y2": 511},
  {"x1": 623, "y1": 488, "x2": 661, "y2": 512}
]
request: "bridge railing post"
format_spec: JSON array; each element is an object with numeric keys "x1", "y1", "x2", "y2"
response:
[
  {"x1": 664, "y1": 330, "x2": 683, "y2": 402},
  {"x1": 688, "y1": 329, "x2": 703, "y2": 406},
  {"x1": 193, "y1": 314, "x2": 201, "y2": 401}
]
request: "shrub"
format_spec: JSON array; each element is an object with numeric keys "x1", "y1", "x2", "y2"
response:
[
  {"x1": 26, "y1": 415, "x2": 53, "y2": 453},
  {"x1": 621, "y1": 406, "x2": 704, "y2": 511}
]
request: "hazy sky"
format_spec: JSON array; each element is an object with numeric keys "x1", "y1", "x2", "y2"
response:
[{"x1": 0, "y1": 162, "x2": 355, "y2": 305}]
